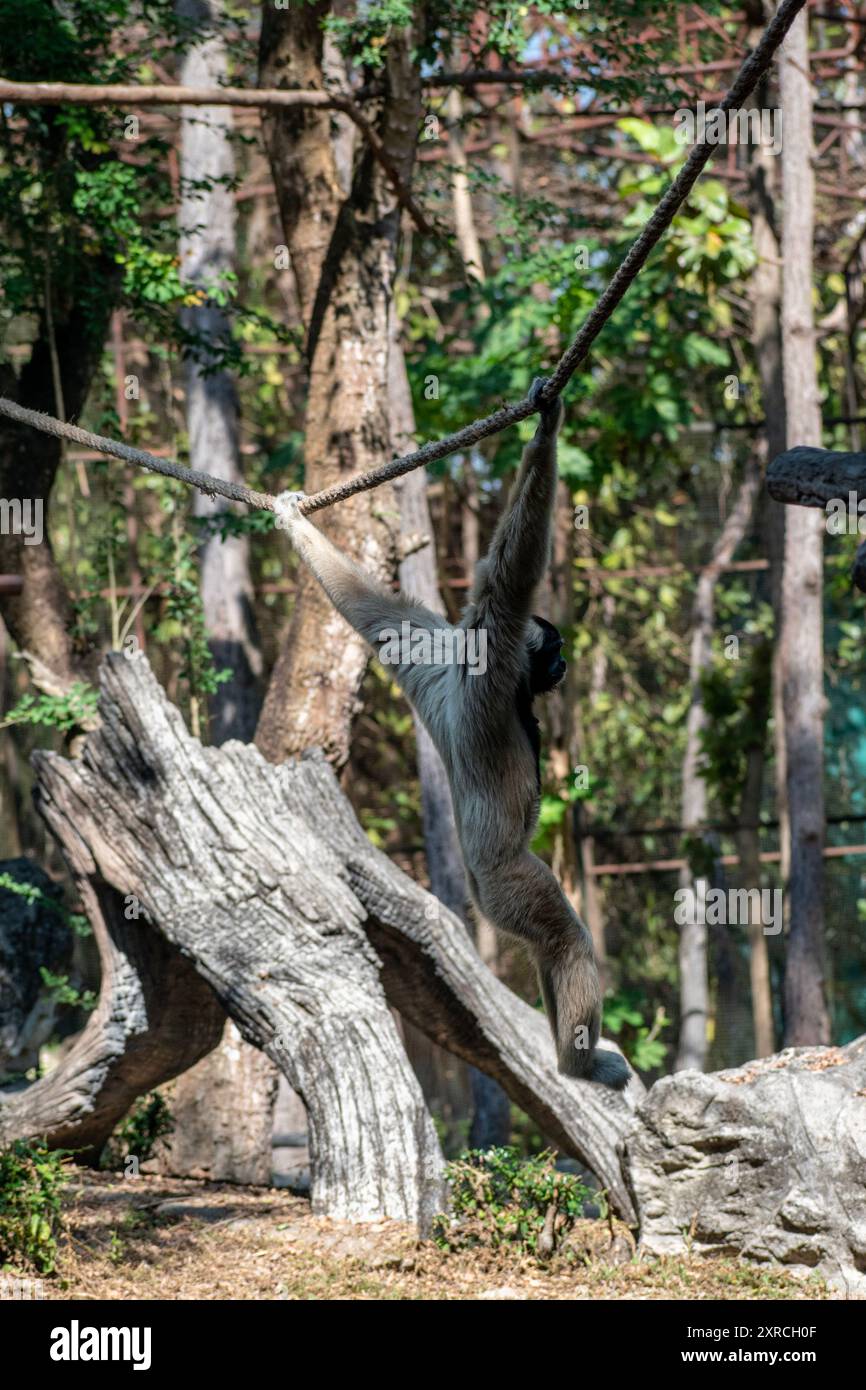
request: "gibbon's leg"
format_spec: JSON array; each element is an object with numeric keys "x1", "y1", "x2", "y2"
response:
[
  {"x1": 475, "y1": 850, "x2": 629, "y2": 1088},
  {"x1": 274, "y1": 492, "x2": 450, "y2": 722}
]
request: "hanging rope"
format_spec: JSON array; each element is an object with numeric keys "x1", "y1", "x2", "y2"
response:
[{"x1": 0, "y1": 0, "x2": 806, "y2": 517}]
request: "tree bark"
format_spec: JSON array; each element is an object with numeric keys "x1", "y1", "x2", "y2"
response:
[
  {"x1": 734, "y1": 639, "x2": 775, "y2": 1059},
  {"x1": 767, "y1": 446, "x2": 866, "y2": 506},
  {"x1": 446, "y1": 88, "x2": 485, "y2": 285},
  {"x1": 255, "y1": 2, "x2": 421, "y2": 767},
  {"x1": 675, "y1": 460, "x2": 761, "y2": 1072},
  {"x1": 153, "y1": 1020, "x2": 278, "y2": 1185},
  {"x1": 179, "y1": 0, "x2": 263, "y2": 744},
  {"x1": 779, "y1": 12, "x2": 831, "y2": 1046},
  {"x1": 165, "y1": 0, "x2": 274, "y2": 1187},
  {"x1": 0, "y1": 863, "x2": 225, "y2": 1156},
  {"x1": 745, "y1": 34, "x2": 786, "y2": 1056},
  {"x1": 0, "y1": 288, "x2": 113, "y2": 686}
]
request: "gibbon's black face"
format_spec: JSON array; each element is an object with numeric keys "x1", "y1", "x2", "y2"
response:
[{"x1": 527, "y1": 615, "x2": 566, "y2": 695}]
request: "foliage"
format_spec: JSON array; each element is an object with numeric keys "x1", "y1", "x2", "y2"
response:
[
  {"x1": 0, "y1": 1140, "x2": 69, "y2": 1274},
  {"x1": 0, "y1": 0, "x2": 180, "y2": 350},
  {"x1": 38, "y1": 967, "x2": 96, "y2": 1013},
  {"x1": 413, "y1": 2, "x2": 691, "y2": 104},
  {"x1": 101, "y1": 1091, "x2": 174, "y2": 1170},
  {"x1": 434, "y1": 1146, "x2": 598, "y2": 1256},
  {"x1": 699, "y1": 633, "x2": 772, "y2": 815},
  {"x1": 603, "y1": 990, "x2": 669, "y2": 1072},
  {"x1": 0, "y1": 870, "x2": 90, "y2": 937},
  {"x1": 0, "y1": 684, "x2": 98, "y2": 734}
]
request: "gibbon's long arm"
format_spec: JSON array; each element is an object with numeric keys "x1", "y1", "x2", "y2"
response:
[
  {"x1": 463, "y1": 381, "x2": 563, "y2": 713},
  {"x1": 275, "y1": 496, "x2": 450, "y2": 711}
]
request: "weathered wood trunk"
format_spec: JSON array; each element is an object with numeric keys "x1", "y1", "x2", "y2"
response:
[
  {"x1": 768, "y1": 446, "x2": 866, "y2": 507},
  {"x1": 2, "y1": 654, "x2": 641, "y2": 1222},
  {"x1": 0, "y1": 865, "x2": 225, "y2": 1154},
  {"x1": 27, "y1": 656, "x2": 445, "y2": 1225}
]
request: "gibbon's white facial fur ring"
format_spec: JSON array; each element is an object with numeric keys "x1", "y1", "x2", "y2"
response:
[{"x1": 278, "y1": 380, "x2": 628, "y2": 1089}]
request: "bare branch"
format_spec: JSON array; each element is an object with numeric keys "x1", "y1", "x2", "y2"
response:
[{"x1": 0, "y1": 80, "x2": 434, "y2": 236}]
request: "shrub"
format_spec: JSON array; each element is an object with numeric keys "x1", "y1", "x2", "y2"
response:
[
  {"x1": 100, "y1": 1090, "x2": 173, "y2": 1170},
  {"x1": 0, "y1": 1140, "x2": 68, "y2": 1274},
  {"x1": 434, "y1": 1146, "x2": 599, "y2": 1257}
]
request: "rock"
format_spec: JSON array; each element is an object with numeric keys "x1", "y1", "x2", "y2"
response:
[
  {"x1": 476, "y1": 1285, "x2": 527, "y2": 1300},
  {"x1": 624, "y1": 1036, "x2": 866, "y2": 1295}
]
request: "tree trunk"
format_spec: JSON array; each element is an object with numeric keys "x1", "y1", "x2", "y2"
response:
[
  {"x1": 179, "y1": 0, "x2": 263, "y2": 743},
  {"x1": 446, "y1": 88, "x2": 485, "y2": 285},
  {"x1": 255, "y1": 3, "x2": 421, "y2": 767},
  {"x1": 160, "y1": 0, "x2": 274, "y2": 1187},
  {"x1": 676, "y1": 461, "x2": 761, "y2": 1072},
  {"x1": 745, "y1": 41, "x2": 786, "y2": 1056},
  {"x1": 154, "y1": 1020, "x2": 278, "y2": 1185},
  {"x1": 706, "y1": 848, "x2": 753, "y2": 1071},
  {"x1": 0, "y1": 287, "x2": 113, "y2": 687},
  {"x1": 6, "y1": 654, "x2": 640, "y2": 1221},
  {"x1": 779, "y1": 12, "x2": 831, "y2": 1046},
  {"x1": 734, "y1": 633, "x2": 775, "y2": 1058},
  {"x1": 0, "y1": 861, "x2": 225, "y2": 1156}
]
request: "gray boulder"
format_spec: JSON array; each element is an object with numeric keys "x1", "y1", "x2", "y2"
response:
[{"x1": 625, "y1": 1036, "x2": 866, "y2": 1295}]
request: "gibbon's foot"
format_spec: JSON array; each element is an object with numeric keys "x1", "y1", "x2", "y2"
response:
[
  {"x1": 538, "y1": 938, "x2": 630, "y2": 1090},
  {"x1": 273, "y1": 490, "x2": 307, "y2": 531},
  {"x1": 528, "y1": 376, "x2": 564, "y2": 437},
  {"x1": 587, "y1": 1048, "x2": 630, "y2": 1090}
]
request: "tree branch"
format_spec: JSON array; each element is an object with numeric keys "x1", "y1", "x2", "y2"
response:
[{"x1": 0, "y1": 80, "x2": 433, "y2": 237}]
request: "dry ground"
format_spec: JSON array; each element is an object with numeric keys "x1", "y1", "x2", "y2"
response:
[{"x1": 22, "y1": 1170, "x2": 836, "y2": 1301}]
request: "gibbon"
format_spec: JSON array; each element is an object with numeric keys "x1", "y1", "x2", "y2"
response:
[{"x1": 276, "y1": 378, "x2": 629, "y2": 1088}]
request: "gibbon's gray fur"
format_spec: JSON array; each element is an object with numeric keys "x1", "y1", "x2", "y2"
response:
[{"x1": 277, "y1": 378, "x2": 629, "y2": 1088}]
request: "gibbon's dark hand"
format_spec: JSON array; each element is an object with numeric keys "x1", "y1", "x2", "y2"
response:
[{"x1": 529, "y1": 376, "x2": 564, "y2": 437}]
